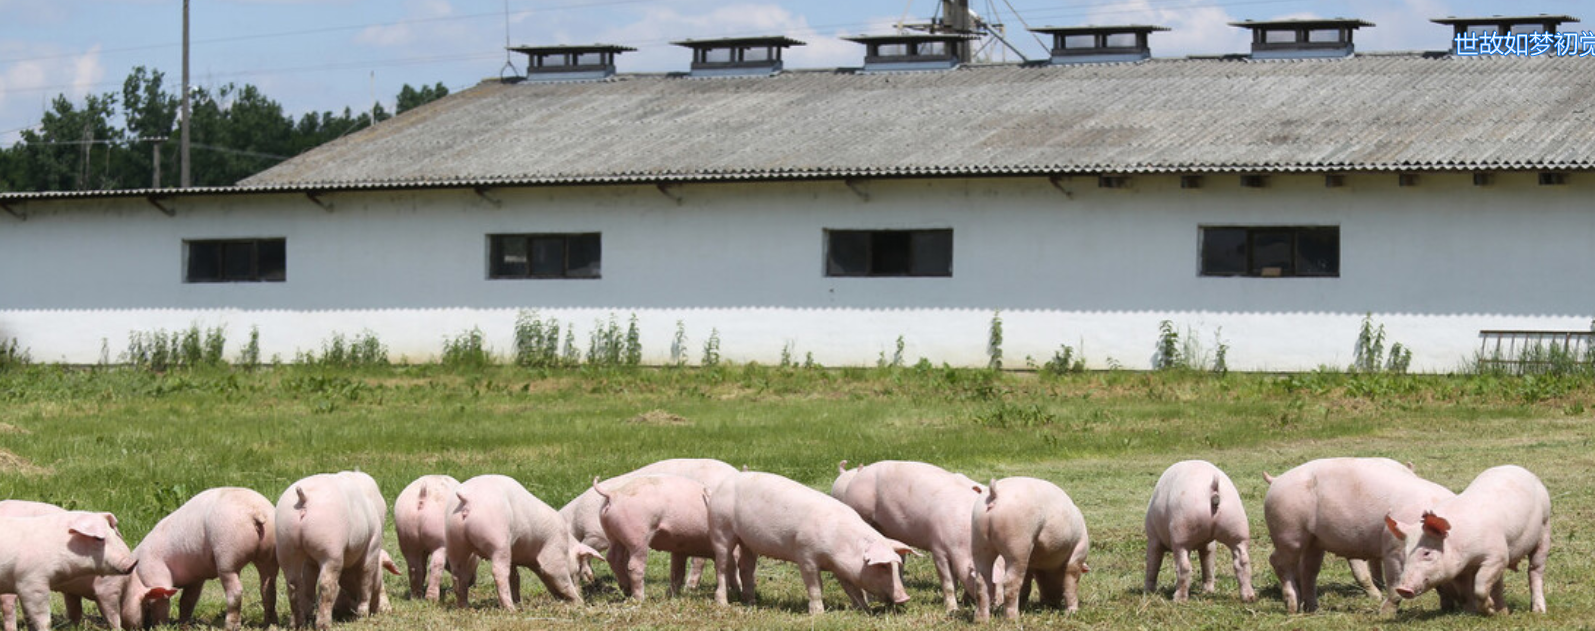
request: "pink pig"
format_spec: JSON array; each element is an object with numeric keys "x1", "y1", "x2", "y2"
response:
[
  {"x1": 1263, "y1": 457, "x2": 1454, "y2": 614},
  {"x1": 560, "y1": 458, "x2": 736, "y2": 585},
  {"x1": 836, "y1": 460, "x2": 988, "y2": 613},
  {"x1": 970, "y1": 477, "x2": 1090, "y2": 622},
  {"x1": 394, "y1": 474, "x2": 460, "y2": 601},
  {"x1": 120, "y1": 487, "x2": 278, "y2": 631},
  {"x1": 594, "y1": 474, "x2": 718, "y2": 600},
  {"x1": 0, "y1": 501, "x2": 126, "y2": 631},
  {"x1": 707, "y1": 471, "x2": 915, "y2": 615},
  {"x1": 1143, "y1": 460, "x2": 1255, "y2": 602},
  {"x1": 0, "y1": 510, "x2": 137, "y2": 631},
  {"x1": 274, "y1": 471, "x2": 388, "y2": 630},
  {"x1": 1387, "y1": 465, "x2": 1551, "y2": 615},
  {"x1": 444, "y1": 474, "x2": 600, "y2": 610}
]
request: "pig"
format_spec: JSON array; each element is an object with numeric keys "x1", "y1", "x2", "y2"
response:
[
  {"x1": 835, "y1": 460, "x2": 988, "y2": 613},
  {"x1": 560, "y1": 458, "x2": 736, "y2": 585},
  {"x1": 444, "y1": 474, "x2": 600, "y2": 610},
  {"x1": 1386, "y1": 465, "x2": 1551, "y2": 615},
  {"x1": 970, "y1": 477, "x2": 1090, "y2": 622},
  {"x1": 0, "y1": 501, "x2": 126, "y2": 631},
  {"x1": 593, "y1": 475, "x2": 718, "y2": 600},
  {"x1": 828, "y1": 460, "x2": 859, "y2": 501},
  {"x1": 707, "y1": 470, "x2": 915, "y2": 615},
  {"x1": 1263, "y1": 457, "x2": 1455, "y2": 614},
  {"x1": 1143, "y1": 460, "x2": 1255, "y2": 603},
  {"x1": 333, "y1": 550, "x2": 400, "y2": 615},
  {"x1": 0, "y1": 511, "x2": 137, "y2": 631},
  {"x1": 119, "y1": 487, "x2": 278, "y2": 631},
  {"x1": 394, "y1": 474, "x2": 460, "y2": 601},
  {"x1": 274, "y1": 471, "x2": 388, "y2": 630}
]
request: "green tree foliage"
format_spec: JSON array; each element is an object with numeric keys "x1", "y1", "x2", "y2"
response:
[{"x1": 0, "y1": 69, "x2": 445, "y2": 193}]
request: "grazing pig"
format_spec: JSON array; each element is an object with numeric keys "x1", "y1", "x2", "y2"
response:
[
  {"x1": 333, "y1": 550, "x2": 401, "y2": 615},
  {"x1": 1263, "y1": 457, "x2": 1455, "y2": 614},
  {"x1": 120, "y1": 487, "x2": 278, "y2": 631},
  {"x1": 828, "y1": 460, "x2": 859, "y2": 501},
  {"x1": 594, "y1": 475, "x2": 717, "y2": 600},
  {"x1": 1387, "y1": 465, "x2": 1551, "y2": 615},
  {"x1": 275, "y1": 471, "x2": 388, "y2": 630},
  {"x1": 1144, "y1": 460, "x2": 1255, "y2": 602},
  {"x1": 0, "y1": 501, "x2": 126, "y2": 631},
  {"x1": 707, "y1": 471, "x2": 915, "y2": 615},
  {"x1": 970, "y1": 477, "x2": 1090, "y2": 622},
  {"x1": 444, "y1": 475, "x2": 600, "y2": 610},
  {"x1": 561, "y1": 458, "x2": 736, "y2": 585},
  {"x1": 394, "y1": 474, "x2": 460, "y2": 601},
  {"x1": 0, "y1": 511, "x2": 137, "y2": 631},
  {"x1": 836, "y1": 460, "x2": 988, "y2": 613}
]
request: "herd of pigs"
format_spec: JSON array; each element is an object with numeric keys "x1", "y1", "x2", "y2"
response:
[{"x1": 0, "y1": 456, "x2": 1552, "y2": 631}]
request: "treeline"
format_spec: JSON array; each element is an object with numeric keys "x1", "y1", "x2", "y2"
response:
[{"x1": 0, "y1": 67, "x2": 449, "y2": 192}]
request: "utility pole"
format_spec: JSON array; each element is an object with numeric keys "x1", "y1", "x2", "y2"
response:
[
  {"x1": 180, "y1": 0, "x2": 191, "y2": 188},
  {"x1": 940, "y1": 0, "x2": 974, "y2": 62},
  {"x1": 145, "y1": 137, "x2": 168, "y2": 188}
]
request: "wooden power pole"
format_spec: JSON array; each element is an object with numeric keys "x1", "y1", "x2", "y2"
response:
[
  {"x1": 940, "y1": 0, "x2": 974, "y2": 62},
  {"x1": 180, "y1": 0, "x2": 191, "y2": 188}
]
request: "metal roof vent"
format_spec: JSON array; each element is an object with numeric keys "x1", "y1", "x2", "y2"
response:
[
  {"x1": 841, "y1": 33, "x2": 975, "y2": 73},
  {"x1": 671, "y1": 36, "x2": 805, "y2": 78},
  {"x1": 1229, "y1": 18, "x2": 1373, "y2": 60},
  {"x1": 1431, "y1": 14, "x2": 1579, "y2": 36},
  {"x1": 510, "y1": 44, "x2": 635, "y2": 82},
  {"x1": 1029, "y1": 25, "x2": 1169, "y2": 64}
]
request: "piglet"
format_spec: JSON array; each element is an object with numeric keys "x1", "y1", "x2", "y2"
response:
[
  {"x1": 0, "y1": 511, "x2": 137, "y2": 631},
  {"x1": 594, "y1": 474, "x2": 718, "y2": 600},
  {"x1": 970, "y1": 477, "x2": 1090, "y2": 622},
  {"x1": 561, "y1": 458, "x2": 736, "y2": 585},
  {"x1": 394, "y1": 474, "x2": 460, "y2": 601},
  {"x1": 708, "y1": 470, "x2": 915, "y2": 615},
  {"x1": 445, "y1": 474, "x2": 600, "y2": 610},
  {"x1": 1144, "y1": 460, "x2": 1254, "y2": 602},
  {"x1": 0, "y1": 501, "x2": 126, "y2": 631},
  {"x1": 836, "y1": 460, "x2": 988, "y2": 613},
  {"x1": 120, "y1": 487, "x2": 278, "y2": 631},
  {"x1": 275, "y1": 471, "x2": 388, "y2": 630},
  {"x1": 1387, "y1": 464, "x2": 1551, "y2": 615}
]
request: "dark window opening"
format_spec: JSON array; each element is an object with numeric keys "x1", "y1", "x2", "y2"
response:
[
  {"x1": 826, "y1": 229, "x2": 952, "y2": 277},
  {"x1": 185, "y1": 238, "x2": 286, "y2": 283},
  {"x1": 1200, "y1": 226, "x2": 1338, "y2": 278},
  {"x1": 489, "y1": 233, "x2": 601, "y2": 279}
]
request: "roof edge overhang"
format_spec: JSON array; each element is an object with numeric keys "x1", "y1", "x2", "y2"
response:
[{"x1": 4, "y1": 162, "x2": 1592, "y2": 205}]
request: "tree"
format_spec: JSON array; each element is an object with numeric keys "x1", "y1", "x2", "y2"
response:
[{"x1": 396, "y1": 82, "x2": 449, "y2": 114}]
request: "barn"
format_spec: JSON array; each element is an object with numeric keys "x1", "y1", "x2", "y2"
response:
[{"x1": 2, "y1": 16, "x2": 1592, "y2": 371}]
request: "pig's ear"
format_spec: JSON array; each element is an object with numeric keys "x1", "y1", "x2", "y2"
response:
[
  {"x1": 575, "y1": 543, "x2": 603, "y2": 562},
  {"x1": 863, "y1": 542, "x2": 899, "y2": 566},
  {"x1": 381, "y1": 552, "x2": 401, "y2": 575},
  {"x1": 1421, "y1": 511, "x2": 1451, "y2": 538},
  {"x1": 889, "y1": 541, "x2": 922, "y2": 558},
  {"x1": 68, "y1": 514, "x2": 111, "y2": 540},
  {"x1": 1384, "y1": 514, "x2": 1408, "y2": 540},
  {"x1": 144, "y1": 587, "x2": 180, "y2": 601},
  {"x1": 103, "y1": 512, "x2": 120, "y2": 531}
]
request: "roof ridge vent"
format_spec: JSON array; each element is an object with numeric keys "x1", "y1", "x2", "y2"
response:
[
  {"x1": 671, "y1": 36, "x2": 805, "y2": 78},
  {"x1": 1431, "y1": 15, "x2": 1580, "y2": 54},
  {"x1": 1029, "y1": 25, "x2": 1168, "y2": 64},
  {"x1": 842, "y1": 33, "x2": 976, "y2": 73},
  {"x1": 510, "y1": 44, "x2": 635, "y2": 82},
  {"x1": 1229, "y1": 18, "x2": 1372, "y2": 60}
]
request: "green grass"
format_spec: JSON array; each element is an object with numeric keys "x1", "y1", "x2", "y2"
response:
[{"x1": 1, "y1": 364, "x2": 1592, "y2": 629}]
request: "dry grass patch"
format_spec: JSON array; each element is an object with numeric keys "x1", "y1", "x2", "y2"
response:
[
  {"x1": 627, "y1": 409, "x2": 692, "y2": 427},
  {"x1": 0, "y1": 422, "x2": 27, "y2": 434},
  {"x1": 0, "y1": 449, "x2": 50, "y2": 475}
]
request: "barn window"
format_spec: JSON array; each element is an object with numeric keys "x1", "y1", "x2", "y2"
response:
[
  {"x1": 185, "y1": 238, "x2": 286, "y2": 283},
  {"x1": 825, "y1": 229, "x2": 952, "y2": 277},
  {"x1": 1200, "y1": 226, "x2": 1338, "y2": 277},
  {"x1": 488, "y1": 233, "x2": 601, "y2": 279}
]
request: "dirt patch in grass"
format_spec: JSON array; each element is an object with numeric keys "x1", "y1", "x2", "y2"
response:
[
  {"x1": 0, "y1": 449, "x2": 50, "y2": 475},
  {"x1": 0, "y1": 422, "x2": 27, "y2": 434},
  {"x1": 626, "y1": 409, "x2": 691, "y2": 426}
]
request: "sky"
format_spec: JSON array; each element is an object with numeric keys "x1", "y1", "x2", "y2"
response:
[{"x1": 1, "y1": 0, "x2": 1588, "y2": 146}]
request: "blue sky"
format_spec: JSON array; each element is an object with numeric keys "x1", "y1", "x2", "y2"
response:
[{"x1": 1, "y1": 0, "x2": 1587, "y2": 146}]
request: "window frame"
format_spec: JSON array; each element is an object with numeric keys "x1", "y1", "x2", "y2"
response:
[
  {"x1": 1198, "y1": 225, "x2": 1339, "y2": 278},
  {"x1": 824, "y1": 228, "x2": 953, "y2": 278},
  {"x1": 183, "y1": 238, "x2": 286, "y2": 284},
  {"x1": 487, "y1": 232, "x2": 602, "y2": 280}
]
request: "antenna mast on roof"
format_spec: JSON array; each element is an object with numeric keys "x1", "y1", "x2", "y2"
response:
[
  {"x1": 913, "y1": 0, "x2": 1027, "y2": 63},
  {"x1": 500, "y1": 0, "x2": 517, "y2": 78}
]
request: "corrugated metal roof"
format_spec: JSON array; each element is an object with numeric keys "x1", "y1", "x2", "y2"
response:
[
  {"x1": 5, "y1": 53, "x2": 1592, "y2": 203},
  {"x1": 236, "y1": 53, "x2": 1595, "y2": 189}
]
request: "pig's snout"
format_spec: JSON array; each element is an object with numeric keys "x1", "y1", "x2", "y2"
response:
[
  {"x1": 1395, "y1": 587, "x2": 1416, "y2": 600},
  {"x1": 892, "y1": 593, "x2": 911, "y2": 605}
]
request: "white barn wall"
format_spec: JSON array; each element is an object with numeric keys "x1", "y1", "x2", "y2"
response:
[{"x1": 1, "y1": 173, "x2": 1589, "y2": 370}]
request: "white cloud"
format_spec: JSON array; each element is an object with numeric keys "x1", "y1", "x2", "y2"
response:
[
  {"x1": 71, "y1": 44, "x2": 106, "y2": 99},
  {"x1": 1081, "y1": 0, "x2": 1249, "y2": 58},
  {"x1": 354, "y1": 0, "x2": 458, "y2": 48}
]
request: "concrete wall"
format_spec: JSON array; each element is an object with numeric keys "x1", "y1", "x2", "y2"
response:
[{"x1": 1, "y1": 173, "x2": 1589, "y2": 370}]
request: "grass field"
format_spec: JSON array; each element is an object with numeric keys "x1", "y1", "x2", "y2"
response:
[{"x1": 1, "y1": 364, "x2": 1592, "y2": 630}]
